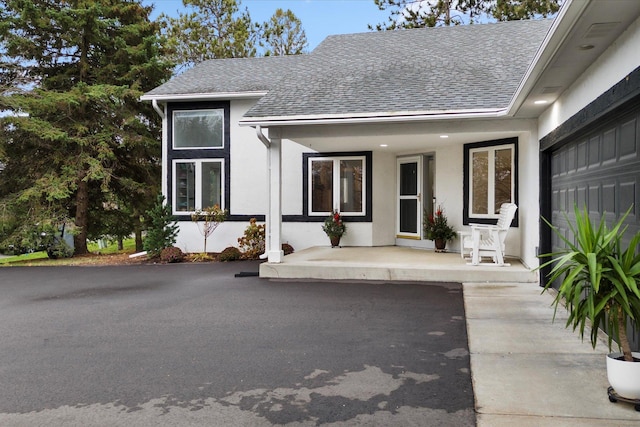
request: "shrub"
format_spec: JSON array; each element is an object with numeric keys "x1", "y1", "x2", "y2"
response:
[
  {"x1": 219, "y1": 246, "x2": 241, "y2": 262},
  {"x1": 282, "y1": 243, "x2": 294, "y2": 255},
  {"x1": 160, "y1": 246, "x2": 184, "y2": 263},
  {"x1": 238, "y1": 218, "x2": 265, "y2": 260},
  {"x1": 144, "y1": 195, "x2": 178, "y2": 258},
  {"x1": 46, "y1": 239, "x2": 74, "y2": 259}
]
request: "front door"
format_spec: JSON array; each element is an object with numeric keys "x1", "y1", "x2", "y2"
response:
[{"x1": 397, "y1": 156, "x2": 422, "y2": 239}]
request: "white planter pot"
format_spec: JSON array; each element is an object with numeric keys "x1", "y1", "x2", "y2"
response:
[{"x1": 607, "y1": 352, "x2": 640, "y2": 400}]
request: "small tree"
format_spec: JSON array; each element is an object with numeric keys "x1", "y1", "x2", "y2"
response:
[
  {"x1": 191, "y1": 205, "x2": 227, "y2": 253},
  {"x1": 143, "y1": 195, "x2": 178, "y2": 258}
]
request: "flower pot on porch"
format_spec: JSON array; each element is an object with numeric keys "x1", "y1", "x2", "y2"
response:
[
  {"x1": 330, "y1": 236, "x2": 341, "y2": 248},
  {"x1": 434, "y1": 239, "x2": 446, "y2": 251},
  {"x1": 607, "y1": 352, "x2": 640, "y2": 400}
]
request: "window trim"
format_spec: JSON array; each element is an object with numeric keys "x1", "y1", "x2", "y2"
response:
[
  {"x1": 307, "y1": 155, "x2": 367, "y2": 217},
  {"x1": 463, "y1": 138, "x2": 519, "y2": 226},
  {"x1": 171, "y1": 158, "x2": 225, "y2": 215},
  {"x1": 166, "y1": 101, "x2": 230, "y2": 220},
  {"x1": 301, "y1": 151, "x2": 372, "y2": 222},
  {"x1": 172, "y1": 108, "x2": 225, "y2": 150}
]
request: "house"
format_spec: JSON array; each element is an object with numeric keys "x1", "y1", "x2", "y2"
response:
[{"x1": 142, "y1": 0, "x2": 640, "y2": 275}]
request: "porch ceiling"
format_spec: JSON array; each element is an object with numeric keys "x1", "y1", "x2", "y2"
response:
[{"x1": 278, "y1": 119, "x2": 528, "y2": 153}]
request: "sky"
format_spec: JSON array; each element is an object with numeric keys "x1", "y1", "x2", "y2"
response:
[{"x1": 145, "y1": 0, "x2": 389, "y2": 51}]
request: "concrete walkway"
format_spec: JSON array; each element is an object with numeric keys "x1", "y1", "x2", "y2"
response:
[{"x1": 464, "y1": 282, "x2": 640, "y2": 426}]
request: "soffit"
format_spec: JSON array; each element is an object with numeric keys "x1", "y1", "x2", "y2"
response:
[{"x1": 516, "y1": 0, "x2": 640, "y2": 118}]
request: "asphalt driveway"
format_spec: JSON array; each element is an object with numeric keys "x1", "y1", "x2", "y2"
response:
[{"x1": 0, "y1": 262, "x2": 474, "y2": 426}]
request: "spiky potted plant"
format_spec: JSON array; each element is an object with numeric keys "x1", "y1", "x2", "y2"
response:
[
  {"x1": 424, "y1": 206, "x2": 456, "y2": 251},
  {"x1": 540, "y1": 205, "x2": 640, "y2": 400}
]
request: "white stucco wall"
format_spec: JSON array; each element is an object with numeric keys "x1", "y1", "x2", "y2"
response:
[
  {"x1": 515, "y1": 128, "x2": 538, "y2": 269},
  {"x1": 281, "y1": 140, "x2": 307, "y2": 216},
  {"x1": 434, "y1": 143, "x2": 464, "y2": 252},
  {"x1": 539, "y1": 15, "x2": 640, "y2": 137},
  {"x1": 372, "y1": 151, "x2": 397, "y2": 246},
  {"x1": 229, "y1": 99, "x2": 268, "y2": 215}
]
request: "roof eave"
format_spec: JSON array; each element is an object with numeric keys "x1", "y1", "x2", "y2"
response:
[
  {"x1": 239, "y1": 108, "x2": 508, "y2": 127},
  {"x1": 506, "y1": 0, "x2": 590, "y2": 115},
  {"x1": 140, "y1": 91, "x2": 268, "y2": 103}
]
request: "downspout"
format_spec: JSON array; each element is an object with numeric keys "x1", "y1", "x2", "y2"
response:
[
  {"x1": 152, "y1": 99, "x2": 165, "y2": 119},
  {"x1": 256, "y1": 124, "x2": 270, "y2": 148},
  {"x1": 151, "y1": 99, "x2": 169, "y2": 220},
  {"x1": 256, "y1": 125, "x2": 271, "y2": 260}
]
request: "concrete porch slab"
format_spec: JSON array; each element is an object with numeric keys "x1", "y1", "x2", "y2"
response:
[{"x1": 260, "y1": 246, "x2": 538, "y2": 283}]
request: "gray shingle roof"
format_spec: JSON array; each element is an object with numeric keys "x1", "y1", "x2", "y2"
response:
[
  {"x1": 244, "y1": 19, "x2": 553, "y2": 120},
  {"x1": 143, "y1": 55, "x2": 307, "y2": 97}
]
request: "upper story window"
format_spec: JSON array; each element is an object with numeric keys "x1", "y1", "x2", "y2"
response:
[
  {"x1": 464, "y1": 138, "x2": 518, "y2": 225},
  {"x1": 173, "y1": 109, "x2": 224, "y2": 149},
  {"x1": 308, "y1": 156, "x2": 366, "y2": 216}
]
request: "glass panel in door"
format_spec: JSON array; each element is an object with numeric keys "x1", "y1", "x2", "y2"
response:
[{"x1": 397, "y1": 157, "x2": 421, "y2": 238}]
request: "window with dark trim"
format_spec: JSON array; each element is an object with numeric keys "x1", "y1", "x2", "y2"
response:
[
  {"x1": 301, "y1": 152, "x2": 373, "y2": 222},
  {"x1": 463, "y1": 138, "x2": 518, "y2": 226},
  {"x1": 167, "y1": 101, "x2": 230, "y2": 219},
  {"x1": 308, "y1": 156, "x2": 366, "y2": 216}
]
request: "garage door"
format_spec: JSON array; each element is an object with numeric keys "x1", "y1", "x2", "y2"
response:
[
  {"x1": 550, "y1": 104, "x2": 640, "y2": 349},
  {"x1": 550, "y1": 106, "x2": 640, "y2": 249}
]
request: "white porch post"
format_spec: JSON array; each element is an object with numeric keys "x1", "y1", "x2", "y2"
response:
[{"x1": 267, "y1": 127, "x2": 284, "y2": 263}]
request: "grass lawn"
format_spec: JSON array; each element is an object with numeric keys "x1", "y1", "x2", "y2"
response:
[
  {"x1": 0, "y1": 239, "x2": 140, "y2": 266},
  {"x1": 0, "y1": 251, "x2": 49, "y2": 265}
]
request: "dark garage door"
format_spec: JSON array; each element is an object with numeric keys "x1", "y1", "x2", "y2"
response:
[{"x1": 549, "y1": 103, "x2": 640, "y2": 350}]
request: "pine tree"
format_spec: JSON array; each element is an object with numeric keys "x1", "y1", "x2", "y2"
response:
[
  {"x1": 143, "y1": 195, "x2": 179, "y2": 258},
  {"x1": 159, "y1": 0, "x2": 257, "y2": 71},
  {"x1": 370, "y1": 0, "x2": 561, "y2": 30},
  {"x1": 0, "y1": 0, "x2": 172, "y2": 254},
  {"x1": 259, "y1": 8, "x2": 308, "y2": 56}
]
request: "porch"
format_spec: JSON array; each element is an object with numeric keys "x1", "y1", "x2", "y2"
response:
[{"x1": 259, "y1": 246, "x2": 538, "y2": 283}]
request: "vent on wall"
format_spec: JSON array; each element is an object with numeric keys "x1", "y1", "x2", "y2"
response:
[{"x1": 584, "y1": 22, "x2": 620, "y2": 39}]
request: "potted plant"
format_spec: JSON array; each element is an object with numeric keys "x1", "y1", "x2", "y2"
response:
[
  {"x1": 322, "y1": 210, "x2": 346, "y2": 247},
  {"x1": 540, "y1": 205, "x2": 640, "y2": 400},
  {"x1": 423, "y1": 206, "x2": 456, "y2": 251}
]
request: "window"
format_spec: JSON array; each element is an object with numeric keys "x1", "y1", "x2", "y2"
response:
[
  {"x1": 173, "y1": 159, "x2": 224, "y2": 214},
  {"x1": 308, "y1": 156, "x2": 365, "y2": 216},
  {"x1": 464, "y1": 138, "x2": 517, "y2": 224},
  {"x1": 173, "y1": 109, "x2": 224, "y2": 149}
]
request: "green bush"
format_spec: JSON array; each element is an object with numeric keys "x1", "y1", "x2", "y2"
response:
[
  {"x1": 219, "y1": 246, "x2": 241, "y2": 262},
  {"x1": 160, "y1": 246, "x2": 184, "y2": 263},
  {"x1": 46, "y1": 239, "x2": 74, "y2": 259},
  {"x1": 144, "y1": 195, "x2": 178, "y2": 258}
]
